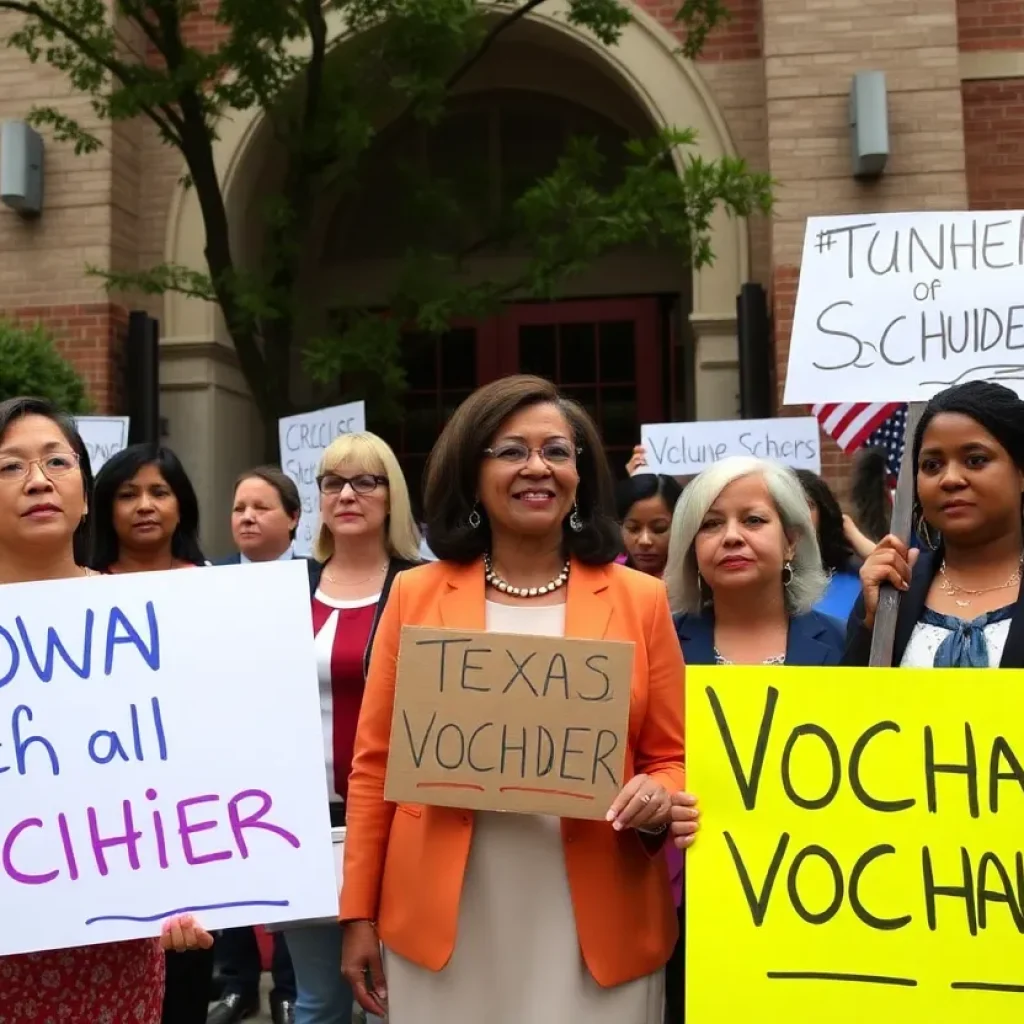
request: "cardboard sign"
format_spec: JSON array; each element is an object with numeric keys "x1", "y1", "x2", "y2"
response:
[
  {"x1": 75, "y1": 416, "x2": 130, "y2": 473},
  {"x1": 685, "y1": 664, "x2": 1024, "y2": 1023},
  {"x1": 784, "y1": 211, "x2": 1024, "y2": 405},
  {"x1": 278, "y1": 401, "x2": 366, "y2": 556},
  {"x1": 385, "y1": 627, "x2": 634, "y2": 818},
  {"x1": 0, "y1": 562, "x2": 337, "y2": 957},
  {"x1": 640, "y1": 417, "x2": 821, "y2": 474}
]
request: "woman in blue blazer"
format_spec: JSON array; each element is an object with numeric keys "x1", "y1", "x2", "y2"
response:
[{"x1": 661, "y1": 456, "x2": 844, "y2": 1024}]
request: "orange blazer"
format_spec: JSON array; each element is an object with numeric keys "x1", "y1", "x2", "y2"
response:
[{"x1": 340, "y1": 557, "x2": 686, "y2": 988}]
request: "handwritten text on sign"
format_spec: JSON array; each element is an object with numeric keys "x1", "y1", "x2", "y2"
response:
[
  {"x1": 278, "y1": 401, "x2": 366, "y2": 556},
  {"x1": 385, "y1": 627, "x2": 634, "y2": 818},
  {"x1": 784, "y1": 211, "x2": 1024, "y2": 405},
  {"x1": 641, "y1": 417, "x2": 820, "y2": 474},
  {"x1": 0, "y1": 562, "x2": 337, "y2": 957},
  {"x1": 75, "y1": 416, "x2": 130, "y2": 474},
  {"x1": 685, "y1": 665, "x2": 1024, "y2": 1024}
]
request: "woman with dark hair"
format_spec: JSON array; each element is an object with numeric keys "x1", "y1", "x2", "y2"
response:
[
  {"x1": 794, "y1": 469, "x2": 862, "y2": 621},
  {"x1": 89, "y1": 442, "x2": 211, "y2": 1024},
  {"x1": 0, "y1": 396, "x2": 211, "y2": 1023},
  {"x1": 91, "y1": 443, "x2": 206, "y2": 572},
  {"x1": 846, "y1": 381, "x2": 1024, "y2": 668},
  {"x1": 340, "y1": 375, "x2": 686, "y2": 1024},
  {"x1": 616, "y1": 473, "x2": 682, "y2": 577}
]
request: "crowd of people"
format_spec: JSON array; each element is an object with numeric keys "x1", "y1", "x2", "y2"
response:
[{"x1": 0, "y1": 372, "x2": 1022, "y2": 1024}]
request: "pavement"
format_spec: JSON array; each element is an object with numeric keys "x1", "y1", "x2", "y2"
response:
[{"x1": 211, "y1": 976, "x2": 370, "y2": 1023}]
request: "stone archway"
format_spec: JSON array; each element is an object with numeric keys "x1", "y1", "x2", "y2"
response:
[{"x1": 159, "y1": 0, "x2": 748, "y2": 553}]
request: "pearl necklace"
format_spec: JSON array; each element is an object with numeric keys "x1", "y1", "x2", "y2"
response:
[{"x1": 483, "y1": 555, "x2": 569, "y2": 598}]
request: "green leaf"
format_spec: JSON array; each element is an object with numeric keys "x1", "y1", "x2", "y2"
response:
[{"x1": 0, "y1": 318, "x2": 91, "y2": 412}]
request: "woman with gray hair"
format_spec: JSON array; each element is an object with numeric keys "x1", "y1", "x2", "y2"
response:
[{"x1": 662, "y1": 457, "x2": 844, "y2": 1022}]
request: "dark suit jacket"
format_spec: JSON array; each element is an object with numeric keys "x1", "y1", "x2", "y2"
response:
[
  {"x1": 308, "y1": 557, "x2": 419, "y2": 678},
  {"x1": 843, "y1": 549, "x2": 1024, "y2": 667},
  {"x1": 213, "y1": 550, "x2": 320, "y2": 591},
  {"x1": 674, "y1": 608, "x2": 845, "y2": 666}
]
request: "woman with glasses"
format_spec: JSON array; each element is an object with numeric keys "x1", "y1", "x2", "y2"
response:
[
  {"x1": 0, "y1": 397, "x2": 212, "y2": 1024},
  {"x1": 340, "y1": 376, "x2": 686, "y2": 1024},
  {"x1": 285, "y1": 432, "x2": 420, "y2": 1024}
]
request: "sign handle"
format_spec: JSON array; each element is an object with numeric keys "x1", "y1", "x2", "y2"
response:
[{"x1": 868, "y1": 402, "x2": 926, "y2": 667}]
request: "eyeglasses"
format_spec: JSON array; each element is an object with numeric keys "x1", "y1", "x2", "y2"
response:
[
  {"x1": 0, "y1": 452, "x2": 80, "y2": 483},
  {"x1": 483, "y1": 442, "x2": 580, "y2": 465},
  {"x1": 317, "y1": 473, "x2": 389, "y2": 495}
]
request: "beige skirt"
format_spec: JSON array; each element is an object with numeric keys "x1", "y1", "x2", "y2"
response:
[{"x1": 384, "y1": 811, "x2": 664, "y2": 1024}]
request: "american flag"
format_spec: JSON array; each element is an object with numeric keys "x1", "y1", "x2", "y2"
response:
[{"x1": 813, "y1": 402, "x2": 908, "y2": 482}]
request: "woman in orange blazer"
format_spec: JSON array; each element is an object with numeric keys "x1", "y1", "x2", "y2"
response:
[{"x1": 340, "y1": 376, "x2": 690, "y2": 1024}]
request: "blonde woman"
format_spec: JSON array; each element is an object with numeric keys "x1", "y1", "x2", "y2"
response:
[{"x1": 285, "y1": 432, "x2": 421, "y2": 1024}]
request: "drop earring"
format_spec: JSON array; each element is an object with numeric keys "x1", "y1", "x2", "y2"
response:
[
  {"x1": 569, "y1": 503, "x2": 583, "y2": 533},
  {"x1": 468, "y1": 505, "x2": 482, "y2": 529}
]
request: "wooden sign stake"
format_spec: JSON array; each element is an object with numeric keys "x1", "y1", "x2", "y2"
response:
[{"x1": 868, "y1": 402, "x2": 926, "y2": 667}]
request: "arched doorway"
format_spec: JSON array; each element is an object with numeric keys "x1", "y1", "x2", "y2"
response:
[{"x1": 161, "y1": 0, "x2": 748, "y2": 548}]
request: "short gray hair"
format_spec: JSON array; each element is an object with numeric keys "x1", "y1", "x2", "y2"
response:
[{"x1": 665, "y1": 456, "x2": 828, "y2": 616}]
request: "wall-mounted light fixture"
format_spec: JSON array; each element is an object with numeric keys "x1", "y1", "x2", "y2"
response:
[
  {"x1": 1, "y1": 120, "x2": 44, "y2": 217},
  {"x1": 849, "y1": 71, "x2": 889, "y2": 180}
]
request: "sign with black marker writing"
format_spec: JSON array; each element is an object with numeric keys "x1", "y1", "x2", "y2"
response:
[
  {"x1": 784, "y1": 211, "x2": 1024, "y2": 405},
  {"x1": 278, "y1": 400, "x2": 366, "y2": 556},
  {"x1": 640, "y1": 417, "x2": 821, "y2": 474},
  {"x1": 685, "y1": 665, "x2": 1024, "y2": 1023},
  {"x1": 0, "y1": 562, "x2": 337, "y2": 957},
  {"x1": 385, "y1": 627, "x2": 634, "y2": 818},
  {"x1": 75, "y1": 416, "x2": 130, "y2": 473}
]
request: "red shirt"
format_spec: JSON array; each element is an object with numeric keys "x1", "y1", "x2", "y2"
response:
[{"x1": 311, "y1": 591, "x2": 379, "y2": 801}]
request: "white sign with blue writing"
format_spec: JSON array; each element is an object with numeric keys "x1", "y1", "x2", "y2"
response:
[
  {"x1": 278, "y1": 401, "x2": 366, "y2": 557},
  {"x1": 640, "y1": 417, "x2": 821, "y2": 475},
  {"x1": 0, "y1": 560, "x2": 337, "y2": 957},
  {"x1": 784, "y1": 210, "x2": 1024, "y2": 405}
]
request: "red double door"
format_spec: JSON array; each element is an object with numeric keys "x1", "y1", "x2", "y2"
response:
[{"x1": 386, "y1": 297, "x2": 666, "y2": 509}]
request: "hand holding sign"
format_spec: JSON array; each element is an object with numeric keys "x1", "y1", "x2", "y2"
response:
[
  {"x1": 859, "y1": 535, "x2": 918, "y2": 627},
  {"x1": 670, "y1": 791, "x2": 700, "y2": 850}
]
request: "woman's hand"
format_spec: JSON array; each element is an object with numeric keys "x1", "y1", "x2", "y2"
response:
[
  {"x1": 342, "y1": 920, "x2": 388, "y2": 1018},
  {"x1": 842, "y1": 514, "x2": 877, "y2": 561},
  {"x1": 625, "y1": 445, "x2": 648, "y2": 476},
  {"x1": 860, "y1": 534, "x2": 918, "y2": 628},
  {"x1": 159, "y1": 914, "x2": 213, "y2": 952},
  {"x1": 670, "y1": 791, "x2": 700, "y2": 850},
  {"x1": 606, "y1": 773, "x2": 670, "y2": 832}
]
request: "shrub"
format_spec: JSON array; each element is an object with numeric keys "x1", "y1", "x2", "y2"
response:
[{"x1": 0, "y1": 319, "x2": 90, "y2": 413}]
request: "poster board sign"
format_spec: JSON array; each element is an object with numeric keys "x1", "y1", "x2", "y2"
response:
[
  {"x1": 783, "y1": 210, "x2": 1024, "y2": 405},
  {"x1": 685, "y1": 664, "x2": 1024, "y2": 1023},
  {"x1": 0, "y1": 561, "x2": 337, "y2": 957},
  {"x1": 265, "y1": 826, "x2": 345, "y2": 931},
  {"x1": 75, "y1": 416, "x2": 130, "y2": 473},
  {"x1": 278, "y1": 401, "x2": 366, "y2": 556},
  {"x1": 640, "y1": 417, "x2": 821, "y2": 474},
  {"x1": 385, "y1": 627, "x2": 634, "y2": 819}
]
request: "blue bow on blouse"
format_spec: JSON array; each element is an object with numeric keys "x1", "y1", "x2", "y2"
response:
[{"x1": 920, "y1": 606, "x2": 1014, "y2": 668}]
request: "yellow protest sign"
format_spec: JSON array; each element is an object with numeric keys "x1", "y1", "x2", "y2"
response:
[{"x1": 685, "y1": 665, "x2": 1024, "y2": 1023}]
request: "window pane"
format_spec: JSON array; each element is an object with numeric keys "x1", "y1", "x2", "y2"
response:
[
  {"x1": 519, "y1": 324, "x2": 557, "y2": 379},
  {"x1": 403, "y1": 332, "x2": 438, "y2": 390},
  {"x1": 560, "y1": 322, "x2": 596, "y2": 384},
  {"x1": 404, "y1": 391, "x2": 439, "y2": 451},
  {"x1": 441, "y1": 329, "x2": 476, "y2": 389},
  {"x1": 562, "y1": 385, "x2": 598, "y2": 424},
  {"x1": 599, "y1": 321, "x2": 635, "y2": 383},
  {"x1": 600, "y1": 385, "x2": 637, "y2": 448}
]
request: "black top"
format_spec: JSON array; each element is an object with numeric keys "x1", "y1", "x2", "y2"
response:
[{"x1": 842, "y1": 549, "x2": 1024, "y2": 668}]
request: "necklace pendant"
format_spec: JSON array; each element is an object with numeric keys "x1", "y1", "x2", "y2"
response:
[{"x1": 955, "y1": 599, "x2": 971, "y2": 608}]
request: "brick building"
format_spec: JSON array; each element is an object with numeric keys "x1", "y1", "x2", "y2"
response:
[{"x1": 0, "y1": 0, "x2": 1021, "y2": 554}]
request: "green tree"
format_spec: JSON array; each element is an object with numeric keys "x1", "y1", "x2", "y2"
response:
[
  {"x1": 1, "y1": 0, "x2": 772, "y2": 456},
  {"x1": 0, "y1": 318, "x2": 91, "y2": 412}
]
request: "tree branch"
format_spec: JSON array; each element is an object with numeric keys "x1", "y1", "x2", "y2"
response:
[{"x1": 0, "y1": 0, "x2": 184, "y2": 147}]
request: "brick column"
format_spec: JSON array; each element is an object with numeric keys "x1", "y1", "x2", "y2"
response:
[{"x1": 761, "y1": 0, "x2": 967, "y2": 495}]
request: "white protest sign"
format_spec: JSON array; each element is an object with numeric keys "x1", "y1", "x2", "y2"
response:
[
  {"x1": 279, "y1": 401, "x2": 366, "y2": 556},
  {"x1": 75, "y1": 416, "x2": 130, "y2": 473},
  {"x1": 640, "y1": 417, "x2": 821, "y2": 474},
  {"x1": 0, "y1": 561, "x2": 337, "y2": 957},
  {"x1": 784, "y1": 211, "x2": 1024, "y2": 405}
]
